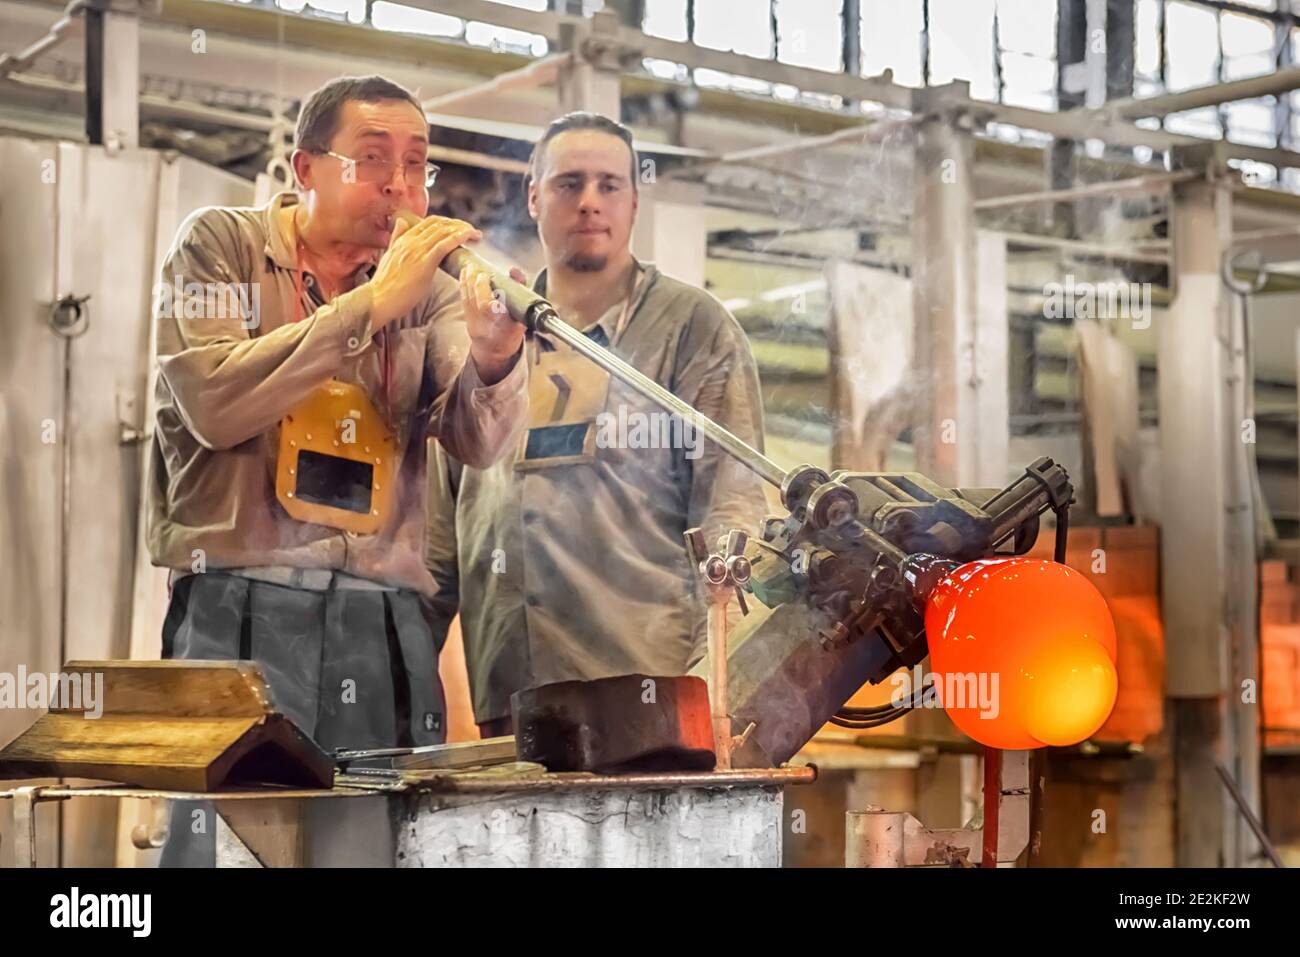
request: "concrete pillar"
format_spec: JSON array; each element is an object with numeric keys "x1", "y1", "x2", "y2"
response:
[
  {"x1": 631, "y1": 179, "x2": 706, "y2": 288},
  {"x1": 907, "y1": 89, "x2": 1000, "y2": 827},
  {"x1": 1163, "y1": 143, "x2": 1260, "y2": 867},
  {"x1": 909, "y1": 85, "x2": 979, "y2": 489},
  {"x1": 556, "y1": 10, "x2": 623, "y2": 120},
  {"x1": 962, "y1": 231, "x2": 1010, "y2": 486}
]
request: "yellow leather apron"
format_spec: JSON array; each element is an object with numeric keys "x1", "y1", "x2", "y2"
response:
[
  {"x1": 514, "y1": 273, "x2": 640, "y2": 472},
  {"x1": 275, "y1": 379, "x2": 399, "y2": 534},
  {"x1": 275, "y1": 244, "x2": 398, "y2": 534}
]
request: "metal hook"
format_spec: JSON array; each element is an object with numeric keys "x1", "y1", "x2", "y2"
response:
[
  {"x1": 49, "y1": 293, "x2": 91, "y2": 338},
  {"x1": 1222, "y1": 246, "x2": 1269, "y2": 296}
]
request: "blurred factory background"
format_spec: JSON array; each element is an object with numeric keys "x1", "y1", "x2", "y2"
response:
[{"x1": 2, "y1": 0, "x2": 1300, "y2": 868}]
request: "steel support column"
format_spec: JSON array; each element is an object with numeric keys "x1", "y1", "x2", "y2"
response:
[
  {"x1": 908, "y1": 88, "x2": 985, "y2": 825},
  {"x1": 84, "y1": 0, "x2": 141, "y2": 148},
  {"x1": 910, "y1": 85, "x2": 978, "y2": 489},
  {"x1": 556, "y1": 9, "x2": 623, "y2": 119},
  {"x1": 1163, "y1": 144, "x2": 1261, "y2": 867}
]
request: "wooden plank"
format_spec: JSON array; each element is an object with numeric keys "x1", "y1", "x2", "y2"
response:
[
  {"x1": 59, "y1": 660, "x2": 273, "y2": 718},
  {"x1": 0, "y1": 663, "x2": 333, "y2": 791}
]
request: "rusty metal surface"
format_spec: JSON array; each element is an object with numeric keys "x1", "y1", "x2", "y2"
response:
[
  {"x1": 843, "y1": 751, "x2": 1030, "y2": 867},
  {"x1": 0, "y1": 785, "x2": 371, "y2": 802},
  {"x1": 512, "y1": 674, "x2": 715, "y2": 773},
  {"x1": 403, "y1": 764, "x2": 817, "y2": 794},
  {"x1": 0, "y1": 765, "x2": 815, "y2": 804}
]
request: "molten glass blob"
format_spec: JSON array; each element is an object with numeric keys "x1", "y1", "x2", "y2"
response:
[{"x1": 923, "y1": 557, "x2": 1118, "y2": 750}]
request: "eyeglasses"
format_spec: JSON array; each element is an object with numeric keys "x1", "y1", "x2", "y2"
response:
[{"x1": 321, "y1": 150, "x2": 441, "y2": 189}]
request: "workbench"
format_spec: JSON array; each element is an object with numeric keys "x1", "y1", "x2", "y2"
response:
[{"x1": 2, "y1": 765, "x2": 816, "y2": 868}]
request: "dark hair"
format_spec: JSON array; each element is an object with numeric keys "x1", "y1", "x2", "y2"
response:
[
  {"x1": 528, "y1": 112, "x2": 640, "y2": 190},
  {"x1": 295, "y1": 75, "x2": 424, "y2": 153}
]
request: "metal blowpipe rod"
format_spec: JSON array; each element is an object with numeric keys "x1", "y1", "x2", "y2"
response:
[
  {"x1": 407, "y1": 214, "x2": 789, "y2": 490},
  {"x1": 527, "y1": 308, "x2": 787, "y2": 489}
]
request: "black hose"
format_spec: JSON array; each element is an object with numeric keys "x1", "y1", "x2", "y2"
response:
[
  {"x1": 838, "y1": 691, "x2": 927, "y2": 716},
  {"x1": 829, "y1": 708, "x2": 910, "y2": 730},
  {"x1": 1054, "y1": 505, "x2": 1069, "y2": 564}
]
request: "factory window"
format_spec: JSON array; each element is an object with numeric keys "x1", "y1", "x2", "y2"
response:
[
  {"x1": 693, "y1": 0, "x2": 774, "y2": 59},
  {"x1": 1164, "y1": 1, "x2": 1220, "y2": 92},
  {"x1": 693, "y1": 68, "x2": 774, "y2": 97},
  {"x1": 1000, "y1": 51, "x2": 1057, "y2": 111},
  {"x1": 929, "y1": 0, "x2": 997, "y2": 100},
  {"x1": 1225, "y1": 97, "x2": 1279, "y2": 148},
  {"x1": 311, "y1": 0, "x2": 366, "y2": 23},
  {"x1": 1165, "y1": 105, "x2": 1222, "y2": 138},
  {"x1": 996, "y1": 0, "x2": 1056, "y2": 58},
  {"x1": 799, "y1": 91, "x2": 845, "y2": 111},
  {"x1": 1134, "y1": 0, "x2": 1163, "y2": 83},
  {"x1": 774, "y1": 0, "x2": 843, "y2": 72},
  {"x1": 370, "y1": 1, "x2": 462, "y2": 38},
  {"x1": 230, "y1": 0, "x2": 1300, "y2": 169},
  {"x1": 994, "y1": 0, "x2": 1058, "y2": 109},
  {"x1": 463, "y1": 21, "x2": 548, "y2": 56},
  {"x1": 1128, "y1": 0, "x2": 1295, "y2": 159},
  {"x1": 1133, "y1": 76, "x2": 1163, "y2": 98},
  {"x1": 643, "y1": 57, "x2": 690, "y2": 83},
  {"x1": 643, "y1": 0, "x2": 689, "y2": 42},
  {"x1": 1135, "y1": 1, "x2": 1287, "y2": 89},
  {"x1": 271, "y1": 0, "x2": 367, "y2": 22},
  {"x1": 1220, "y1": 11, "x2": 1276, "y2": 81},
  {"x1": 860, "y1": 0, "x2": 925, "y2": 87}
]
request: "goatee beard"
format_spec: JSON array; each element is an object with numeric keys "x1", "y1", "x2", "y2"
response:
[{"x1": 564, "y1": 251, "x2": 608, "y2": 273}]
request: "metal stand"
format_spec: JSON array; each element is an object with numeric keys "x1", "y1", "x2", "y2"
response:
[
  {"x1": 845, "y1": 749, "x2": 1030, "y2": 867},
  {"x1": 685, "y1": 527, "x2": 756, "y2": 769}
]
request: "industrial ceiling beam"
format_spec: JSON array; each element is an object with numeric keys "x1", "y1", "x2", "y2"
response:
[
  {"x1": 974, "y1": 170, "x2": 1197, "y2": 211},
  {"x1": 991, "y1": 100, "x2": 1300, "y2": 171},
  {"x1": 422, "y1": 52, "x2": 570, "y2": 114},
  {"x1": 13, "y1": 0, "x2": 1300, "y2": 174},
  {"x1": 1083, "y1": 64, "x2": 1300, "y2": 121}
]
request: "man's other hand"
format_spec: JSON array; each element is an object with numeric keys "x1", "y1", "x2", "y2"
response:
[{"x1": 460, "y1": 260, "x2": 525, "y2": 384}]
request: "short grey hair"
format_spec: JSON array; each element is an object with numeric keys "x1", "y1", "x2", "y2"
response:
[{"x1": 295, "y1": 75, "x2": 424, "y2": 154}]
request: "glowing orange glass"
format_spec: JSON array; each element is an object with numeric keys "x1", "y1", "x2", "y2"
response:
[{"x1": 923, "y1": 557, "x2": 1118, "y2": 750}]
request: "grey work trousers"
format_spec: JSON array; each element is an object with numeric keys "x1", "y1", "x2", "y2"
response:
[{"x1": 156, "y1": 572, "x2": 446, "y2": 867}]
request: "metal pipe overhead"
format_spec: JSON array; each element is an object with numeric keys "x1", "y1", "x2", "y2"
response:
[
  {"x1": 0, "y1": 0, "x2": 87, "y2": 79},
  {"x1": 989, "y1": 101, "x2": 1300, "y2": 172},
  {"x1": 711, "y1": 113, "x2": 926, "y2": 167},
  {"x1": 1092, "y1": 65, "x2": 1300, "y2": 120},
  {"x1": 997, "y1": 230, "x2": 1171, "y2": 265},
  {"x1": 421, "y1": 53, "x2": 571, "y2": 114},
  {"x1": 2, "y1": 70, "x2": 279, "y2": 132},
  {"x1": 975, "y1": 170, "x2": 1199, "y2": 211}
]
